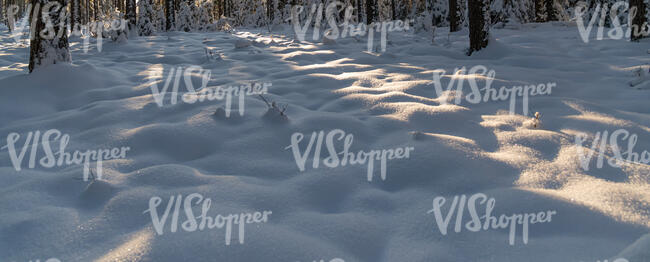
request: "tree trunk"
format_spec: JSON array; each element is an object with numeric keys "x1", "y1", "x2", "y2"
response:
[
  {"x1": 365, "y1": 0, "x2": 375, "y2": 24},
  {"x1": 29, "y1": 0, "x2": 71, "y2": 72},
  {"x1": 223, "y1": 0, "x2": 228, "y2": 17},
  {"x1": 266, "y1": 0, "x2": 273, "y2": 23},
  {"x1": 630, "y1": 0, "x2": 647, "y2": 41},
  {"x1": 468, "y1": 0, "x2": 489, "y2": 55},
  {"x1": 5, "y1": 0, "x2": 16, "y2": 32},
  {"x1": 277, "y1": 0, "x2": 285, "y2": 21},
  {"x1": 545, "y1": 0, "x2": 556, "y2": 22},
  {"x1": 357, "y1": 0, "x2": 362, "y2": 23},
  {"x1": 535, "y1": 0, "x2": 544, "y2": 22},
  {"x1": 165, "y1": 0, "x2": 175, "y2": 30},
  {"x1": 449, "y1": 0, "x2": 460, "y2": 32},
  {"x1": 126, "y1": 0, "x2": 135, "y2": 31},
  {"x1": 93, "y1": 0, "x2": 99, "y2": 21},
  {"x1": 71, "y1": 0, "x2": 79, "y2": 26},
  {"x1": 88, "y1": 0, "x2": 94, "y2": 23}
]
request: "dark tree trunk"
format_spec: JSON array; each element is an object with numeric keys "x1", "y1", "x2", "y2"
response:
[
  {"x1": 93, "y1": 0, "x2": 99, "y2": 20},
  {"x1": 468, "y1": 0, "x2": 489, "y2": 55},
  {"x1": 365, "y1": 0, "x2": 375, "y2": 24},
  {"x1": 357, "y1": 0, "x2": 362, "y2": 23},
  {"x1": 165, "y1": 0, "x2": 175, "y2": 30},
  {"x1": 630, "y1": 0, "x2": 647, "y2": 41},
  {"x1": 126, "y1": 0, "x2": 135, "y2": 31},
  {"x1": 277, "y1": 0, "x2": 285, "y2": 21},
  {"x1": 535, "y1": 0, "x2": 544, "y2": 22},
  {"x1": 449, "y1": 0, "x2": 460, "y2": 32},
  {"x1": 29, "y1": 0, "x2": 71, "y2": 72},
  {"x1": 266, "y1": 0, "x2": 273, "y2": 23},
  {"x1": 71, "y1": 0, "x2": 79, "y2": 26},
  {"x1": 88, "y1": 0, "x2": 94, "y2": 23},
  {"x1": 545, "y1": 0, "x2": 556, "y2": 22}
]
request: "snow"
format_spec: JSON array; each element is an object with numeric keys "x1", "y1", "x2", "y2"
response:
[{"x1": 0, "y1": 22, "x2": 649, "y2": 262}]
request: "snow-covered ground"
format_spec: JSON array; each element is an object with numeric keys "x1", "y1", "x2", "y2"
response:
[{"x1": 0, "y1": 22, "x2": 649, "y2": 262}]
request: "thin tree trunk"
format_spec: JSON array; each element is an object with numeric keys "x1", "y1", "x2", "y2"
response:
[
  {"x1": 165, "y1": 0, "x2": 175, "y2": 30},
  {"x1": 449, "y1": 0, "x2": 460, "y2": 32},
  {"x1": 357, "y1": 0, "x2": 362, "y2": 23},
  {"x1": 545, "y1": 0, "x2": 556, "y2": 21},
  {"x1": 126, "y1": 0, "x2": 135, "y2": 31},
  {"x1": 71, "y1": 0, "x2": 80, "y2": 26},
  {"x1": 535, "y1": 0, "x2": 544, "y2": 22},
  {"x1": 468, "y1": 0, "x2": 489, "y2": 55},
  {"x1": 267, "y1": 0, "x2": 273, "y2": 23},
  {"x1": 93, "y1": 0, "x2": 99, "y2": 20},
  {"x1": 630, "y1": 0, "x2": 647, "y2": 41},
  {"x1": 365, "y1": 0, "x2": 375, "y2": 24},
  {"x1": 277, "y1": 0, "x2": 285, "y2": 21}
]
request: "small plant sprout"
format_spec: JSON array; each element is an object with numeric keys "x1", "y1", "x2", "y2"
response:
[
  {"x1": 75, "y1": 169, "x2": 98, "y2": 183},
  {"x1": 259, "y1": 94, "x2": 287, "y2": 117},
  {"x1": 532, "y1": 112, "x2": 541, "y2": 128},
  {"x1": 204, "y1": 47, "x2": 222, "y2": 61}
]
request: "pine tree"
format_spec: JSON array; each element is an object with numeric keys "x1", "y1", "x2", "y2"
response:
[
  {"x1": 137, "y1": 0, "x2": 155, "y2": 35},
  {"x1": 154, "y1": 3, "x2": 166, "y2": 31},
  {"x1": 176, "y1": 0, "x2": 195, "y2": 31},
  {"x1": 468, "y1": 0, "x2": 489, "y2": 55},
  {"x1": 630, "y1": 0, "x2": 647, "y2": 41},
  {"x1": 28, "y1": 0, "x2": 71, "y2": 72},
  {"x1": 196, "y1": 0, "x2": 213, "y2": 30}
]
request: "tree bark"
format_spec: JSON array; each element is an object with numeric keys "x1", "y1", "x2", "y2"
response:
[
  {"x1": 165, "y1": 0, "x2": 175, "y2": 30},
  {"x1": 93, "y1": 0, "x2": 99, "y2": 21},
  {"x1": 545, "y1": 0, "x2": 556, "y2": 22},
  {"x1": 630, "y1": 0, "x2": 647, "y2": 41},
  {"x1": 70, "y1": 0, "x2": 79, "y2": 26},
  {"x1": 468, "y1": 0, "x2": 489, "y2": 55},
  {"x1": 357, "y1": 0, "x2": 362, "y2": 23},
  {"x1": 535, "y1": 0, "x2": 544, "y2": 22},
  {"x1": 449, "y1": 0, "x2": 460, "y2": 32},
  {"x1": 29, "y1": 0, "x2": 71, "y2": 72},
  {"x1": 365, "y1": 0, "x2": 375, "y2": 24},
  {"x1": 126, "y1": 0, "x2": 135, "y2": 31}
]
